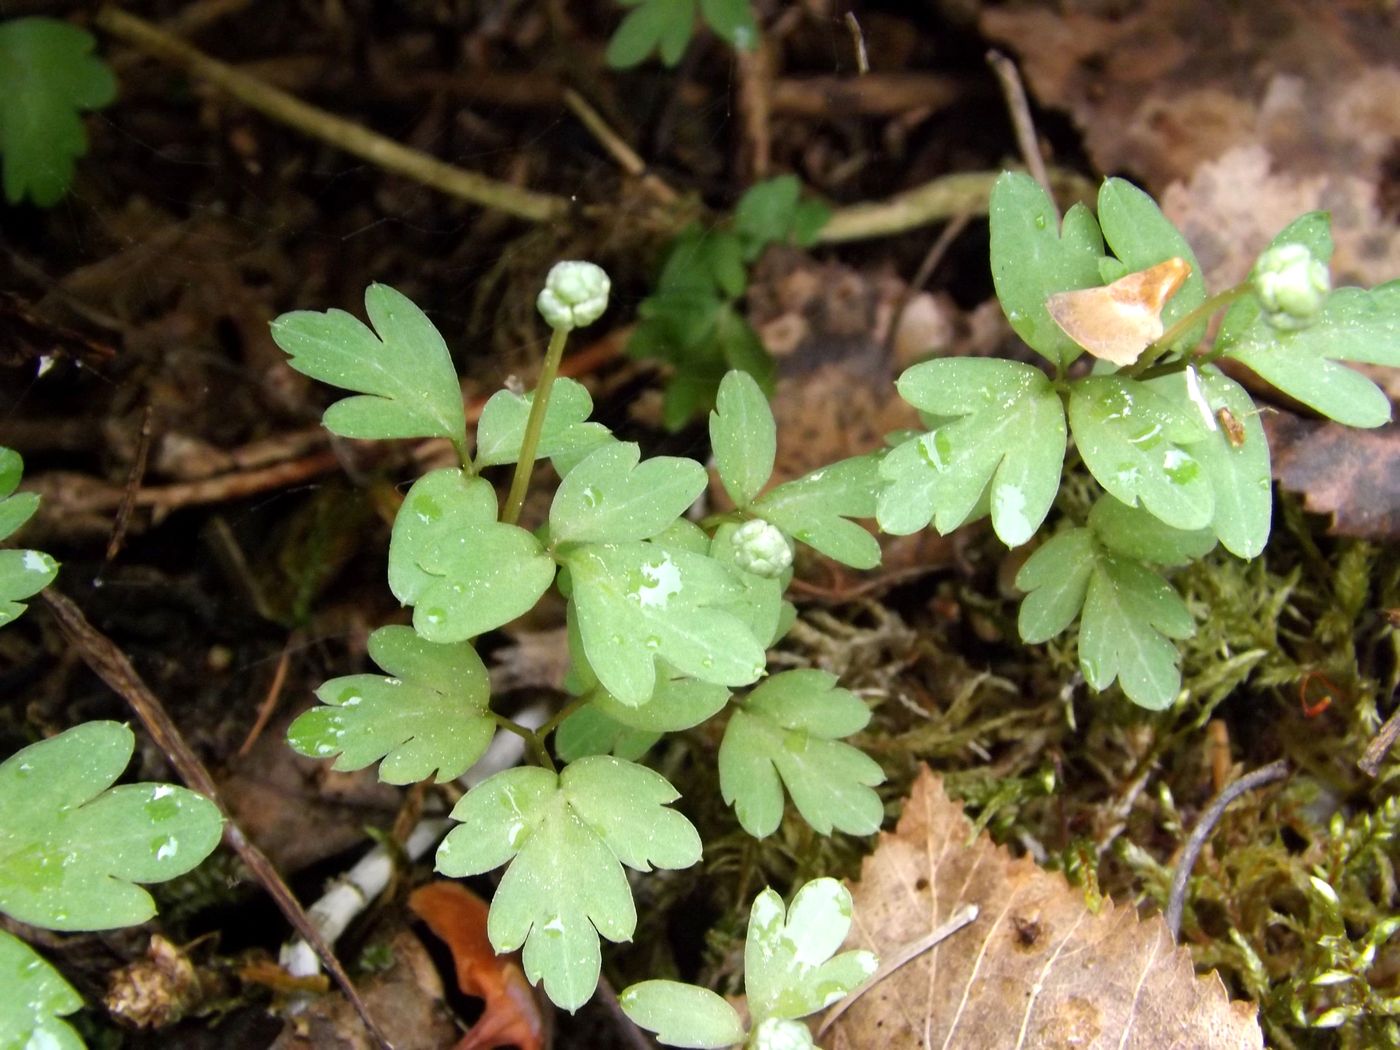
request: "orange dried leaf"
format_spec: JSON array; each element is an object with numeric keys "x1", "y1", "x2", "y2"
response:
[
  {"x1": 1047, "y1": 257, "x2": 1191, "y2": 367},
  {"x1": 409, "y1": 880, "x2": 544, "y2": 1050},
  {"x1": 829, "y1": 767, "x2": 1264, "y2": 1050}
]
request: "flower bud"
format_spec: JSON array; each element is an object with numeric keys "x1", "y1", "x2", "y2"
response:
[
  {"x1": 732, "y1": 519, "x2": 793, "y2": 579},
  {"x1": 537, "y1": 261, "x2": 610, "y2": 330},
  {"x1": 1252, "y1": 243, "x2": 1329, "y2": 331},
  {"x1": 751, "y1": 1018, "x2": 815, "y2": 1050}
]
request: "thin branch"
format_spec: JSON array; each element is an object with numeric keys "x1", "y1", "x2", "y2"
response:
[
  {"x1": 41, "y1": 590, "x2": 394, "y2": 1050},
  {"x1": 986, "y1": 50, "x2": 1051, "y2": 203},
  {"x1": 563, "y1": 88, "x2": 677, "y2": 204},
  {"x1": 1359, "y1": 698, "x2": 1400, "y2": 777},
  {"x1": 817, "y1": 168, "x2": 1093, "y2": 243},
  {"x1": 816, "y1": 904, "x2": 980, "y2": 1037},
  {"x1": 1165, "y1": 759, "x2": 1291, "y2": 939},
  {"x1": 95, "y1": 7, "x2": 569, "y2": 224}
]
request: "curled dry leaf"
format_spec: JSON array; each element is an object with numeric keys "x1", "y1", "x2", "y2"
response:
[
  {"x1": 409, "y1": 880, "x2": 545, "y2": 1050},
  {"x1": 828, "y1": 767, "x2": 1263, "y2": 1050},
  {"x1": 1263, "y1": 412, "x2": 1400, "y2": 542},
  {"x1": 1047, "y1": 257, "x2": 1191, "y2": 368}
]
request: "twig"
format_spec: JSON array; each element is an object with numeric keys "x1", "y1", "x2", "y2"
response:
[
  {"x1": 593, "y1": 974, "x2": 655, "y2": 1050},
  {"x1": 1165, "y1": 759, "x2": 1291, "y2": 940},
  {"x1": 1359, "y1": 700, "x2": 1400, "y2": 777},
  {"x1": 562, "y1": 88, "x2": 677, "y2": 203},
  {"x1": 769, "y1": 73, "x2": 959, "y2": 118},
  {"x1": 816, "y1": 904, "x2": 979, "y2": 1037},
  {"x1": 986, "y1": 50, "x2": 1051, "y2": 203},
  {"x1": 104, "y1": 404, "x2": 154, "y2": 563},
  {"x1": 94, "y1": 7, "x2": 568, "y2": 224},
  {"x1": 735, "y1": 41, "x2": 773, "y2": 181},
  {"x1": 817, "y1": 168, "x2": 1092, "y2": 243},
  {"x1": 885, "y1": 213, "x2": 971, "y2": 354},
  {"x1": 844, "y1": 13, "x2": 870, "y2": 76},
  {"x1": 40, "y1": 590, "x2": 394, "y2": 1050},
  {"x1": 237, "y1": 630, "x2": 297, "y2": 758}
]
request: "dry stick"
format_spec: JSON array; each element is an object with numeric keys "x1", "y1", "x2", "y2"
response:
[
  {"x1": 817, "y1": 168, "x2": 1092, "y2": 243},
  {"x1": 41, "y1": 590, "x2": 395, "y2": 1050},
  {"x1": 100, "y1": 4, "x2": 1084, "y2": 245},
  {"x1": 845, "y1": 12, "x2": 870, "y2": 76},
  {"x1": 816, "y1": 904, "x2": 979, "y2": 1038},
  {"x1": 884, "y1": 213, "x2": 972, "y2": 354},
  {"x1": 594, "y1": 974, "x2": 655, "y2": 1050},
  {"x1": 94, "y1": 6, "x2": 568, "y2": 224},
  {"x1": 104, "y1": 404, "x2": 154, "y2": 563},
  {"x1": 986, "y1": 50, "x2": 1052, "y2": 205},
  {"x1": 1359, "y1": 701, "x2": 1400, "y2": 777},
  {"x1": 1164, "y1": 759, "x2": 1290, "y2": 940},
  {"x1": 562, "y1": 88, "x2": 678, "y2": 202},
  {"x1": 236, "y1": 629, "x2": 297, "y2": 758}
]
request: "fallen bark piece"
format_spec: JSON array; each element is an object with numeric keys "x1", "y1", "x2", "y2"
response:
[{"x1": 829, "y1": 767, "x2": 1263, "y2": 1050}]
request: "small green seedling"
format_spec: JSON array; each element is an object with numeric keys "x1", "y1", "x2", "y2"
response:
[
  {"x1": 0, "y1": 17, "x2": 116, "y2": 206},
  {"x1": 629, "y1": 175, "x2": 830, "y2": 426},
  {"x1": 0, "y1": 447, "x2": 57, "y2": 625},
  {"x1": 607, "y1": 0, "x2": 758, "y2": 69},
  {"x1": 0, "y1": 448, "x2": 224, "y2": 1049},
  {"x1": 888, "y1": 173, "x2": 1400, "y2": 708},
  {"x1": 621, "y1": 878, "x2": 877, "y2": 1049}
]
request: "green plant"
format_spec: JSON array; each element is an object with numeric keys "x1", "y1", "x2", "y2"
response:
[
  {"x1": 270, "y1": 170, "x2": 1400, "y2": 1022},
  {"x1": 0, "y1": 448, "x2": 225, "y2": 1048},
  {"x1": 621, "y1": 877, "x2": 876, "y2": 1049},
  {"x1": 629, "y1": 175, "x2": 830, "y2": 427},
  {"x1": 884, "y1": 173, "x2": 1399, "y2": 709},
  {"x1": 606, "y1": 0, "x2": 758, "y2": 69},
  {"x1": 271, "y1": 263, "x2": 884, "y2": 1018},
  {"x1": 0, "y1": 16, "x2": 116, "y2": 206},
  {"x1": 0, "y1": 448, "x2": 56, "y2": 625}
]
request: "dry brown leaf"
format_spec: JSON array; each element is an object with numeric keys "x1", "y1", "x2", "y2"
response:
[
  {"x1": 1163, "y1": 145, "x2": 1400, "y2": 292},
  {"x1": 829, "y1": 767, "x2": 1263, "y2": 1050},
  {"x1": 742, "y1": 250, "x2": 976, "y2": 591},
  {"x1": 409, "y1": 880, "x2": 545, "y2": 1050},
  {"x1": 1263, "y1": 413, "x2": 1400, "y2": 541},
  {"x1": 981, "y1": 0, "x2": 1400, "y2": 190},
  {"x1": 983, "y1": 1, "x2": 1400, "y2": 301}
]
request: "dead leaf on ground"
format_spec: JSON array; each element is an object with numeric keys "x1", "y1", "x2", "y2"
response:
[
  {"x1": 408, "y1": 880, "x2": 545, "y2": 1050},
  {"x1": 1263, "y1": 413, "x2": 1400, "y2": 541},
  {"x1": 220, "y1": 716, "x2": 399, "y2": 873},
  {"x1": 744, "y1": 250, "x2": 996, "y2": 591},
  {"x1": 271, "y1": 929, "x2": 458, "y2": 1050},
  {"x1": 983, "y1": 2, "x2": 1400, "y2": 297},
  {"x1": 982, "y1": 0, "x2": 1400, "y2": 189},
  {"x1": 829, "y1": 767, "x2": 1263, "y2": 1050},
  {"x1": 1162, "y1": 145, "x2": 1400, "y2": 292}
]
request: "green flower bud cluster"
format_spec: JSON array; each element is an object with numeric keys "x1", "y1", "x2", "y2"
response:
[
  {"x1": 1252, "y1": 243, "x2": 1330, "y2": 331},
  {"x1": 732, "y1": 519, "x2": 793, "y2": 578},
  {"x1": 537, "y1": 261, "x2": 611, "y2": 330}
]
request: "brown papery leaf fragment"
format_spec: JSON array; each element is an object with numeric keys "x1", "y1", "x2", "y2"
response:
[
  {"x1": 409, "y1": 881, "x2": 545, "y2": 1050},
  {"x1": 1263, "y1": 413, "x2": 1400, "y2": 542},
  {"x1": 828, "y1": 768, "x2": 1263, "y2": 1050}
]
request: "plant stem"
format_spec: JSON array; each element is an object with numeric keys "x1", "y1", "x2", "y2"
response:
[
  {"x1": 536, "y1": 697, "x2": 586, "y2": 742},
  {"x1": 502, "y1": 325, "x2": 570, "y2": 526},
  {"x1": 1129, "y1": 283, "x2": 1251, "y2": 377},
  {"x1": 491, "y1": 713, "x2": 555, "y2": 773}
]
